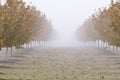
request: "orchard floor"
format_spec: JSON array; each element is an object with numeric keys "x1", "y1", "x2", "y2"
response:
[{"x1": 0, "y1": 46, "x2": 120, "y2": 80}]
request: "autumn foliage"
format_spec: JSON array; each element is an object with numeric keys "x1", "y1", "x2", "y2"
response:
[
  {"x1": 76, "y1": 0, "x2": 120, "y2": 49},
  {"x1": 0, "y1": 0, "x2": 53, "y2": 51}
]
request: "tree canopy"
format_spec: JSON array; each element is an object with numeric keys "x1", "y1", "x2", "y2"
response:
[
  {"x1": 76, "y1": 0, "x2": 120, "y2": 47},
  {"x1": 0, "y1": 0, "x2": 53, "y2": 50}
]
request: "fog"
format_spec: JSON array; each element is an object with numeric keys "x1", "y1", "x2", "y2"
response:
[
  {"x1": 24, "y1": 0, "x2": 110, "y2": 33},
  {"x1": 24, "y1": 0, "x2": 111, "y2": 45}
]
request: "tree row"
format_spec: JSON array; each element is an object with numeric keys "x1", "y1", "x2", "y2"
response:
[
  {"x1": 76, "y1": 0, "x2": 120, "y2": 51},
  {"x1": 0, "y1": 0, "x2": 53, "y2": 53}
]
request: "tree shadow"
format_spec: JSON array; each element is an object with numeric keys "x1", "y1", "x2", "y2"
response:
[
  {"x1": 0, "y1": 61, "x2": 16, "y2": 64},
  {"x1": 0, "y1": 79, "x2": 7, "y2": 80},
  {"x1": 12, "y1": 55, "x2": 26, "y2": 58},
  {"x1": 0, "y1": 72, "x2": 4, "y2": 74},
  {"x1": 0, "y1": 78, "x2": 14, "y2": 80},
  {"x1": 0, "y1": 65, "x2": 13, "y2": 69}
]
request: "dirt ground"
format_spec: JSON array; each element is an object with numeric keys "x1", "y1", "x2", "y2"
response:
[{"x1": 0, "y1": 46, "x2": 120, "y2": 80}]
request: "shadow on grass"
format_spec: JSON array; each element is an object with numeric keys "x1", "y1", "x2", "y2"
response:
[
  {"x1": 0, "y1": 72, "x2": 4, "y2": 74},
  {"x1": 12, "y1": 55, "x2": 26, "y2": 58},
  {"x1": 0, "y1": 58, "x2": 25, "y2": 64},
  {"x1": 0, "y1": 65, "x2": 13, "y2": 69},
  {"x1": 0, "y1": 60, "x2": 16, "y2": 64},
  {"x1": 0, "y1": 79, "x2": 7, "y2": 80},
  {"x1": 0, "y1": 79, "x2": 16, "y2": 80}
]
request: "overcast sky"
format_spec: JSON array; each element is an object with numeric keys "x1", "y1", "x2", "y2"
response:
[{"x1": 24, "y1": 0, "x2": 111, "y2": 35}]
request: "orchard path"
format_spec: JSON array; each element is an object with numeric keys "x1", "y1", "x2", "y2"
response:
[{"x1": 0, "y1": 46, "x2": 120, "y2": 80}]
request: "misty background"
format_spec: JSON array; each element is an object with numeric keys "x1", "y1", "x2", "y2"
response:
[
  {"x1": 23, "y1": 0, "x2": 111, "y2": 47},
  {"x1": 24, "y1": 0, "x2": 110, "y2": 36}
]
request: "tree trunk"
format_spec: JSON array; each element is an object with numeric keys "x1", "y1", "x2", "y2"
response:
[
  {"x1": 104, "y1": 42, "x2": 108, "y2": 49},
  {"x1": 6, "y1": 47, "x2": 8, "y2": 60},
  {"x1": 115, "y1": 46, "x2": 118, "y2": 53},
  {"x1": 113, "y1": 46, "x2": 115, "y2": 52},
  {"x1": 101, "y1": 41, "x2": 104, "y2": 47},
  {"x1": 97, "y1": 40, "x2": 100, "y2": 47},
  {"x1": 10, "y1": 47, "x2": 13, "y2": 56}
]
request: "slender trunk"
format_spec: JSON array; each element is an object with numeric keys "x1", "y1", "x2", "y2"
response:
[
  {"x1": 103, "y1": 42, "x2": 105, "y2": 47},
  {"x1": 106, "y1": 43, "x2": 109, "y2": 50},
  {"x1": 108, "y1": 45, "x2": 110, "y2": 50},
  {"x1": 103, "y1": 42, "x2": 106, "y2": 47},
  {"x1": 104, "y1": 42, "x2": 107, "y2": 49},
  {"x1": 38, "y1": 41, "x2": 39, "y2": 47},
  {"x1": 28, "y1": 43, "x2": 30, "y2": 48},
  {"x1": 27, "y1": 44, "x2": 29, "y2": 48},
  {"x1": 115, "y1": 46, "x2": 118, "y2": 53},
  {"x1": 101, "y1": 41, "x2": 104, "y2": 47},
  {"x1": 93, "y1": 41, "x2": 94, "y2": 47},
  {"x1": 6, "y1": 47, "x2": 8, "y2": 60},
  {"x1": 97, "y1": 40, "x2": 100, "y2": 47},
  {"x1": 107, "y1": 43, "x2": 111, "y2": 50},
  {"x1": 10, "y1": 47, "x2": 13, "y2": 56},
  {"x1": 113, "y1": 46, "x2": 115, "y2": 52}
]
